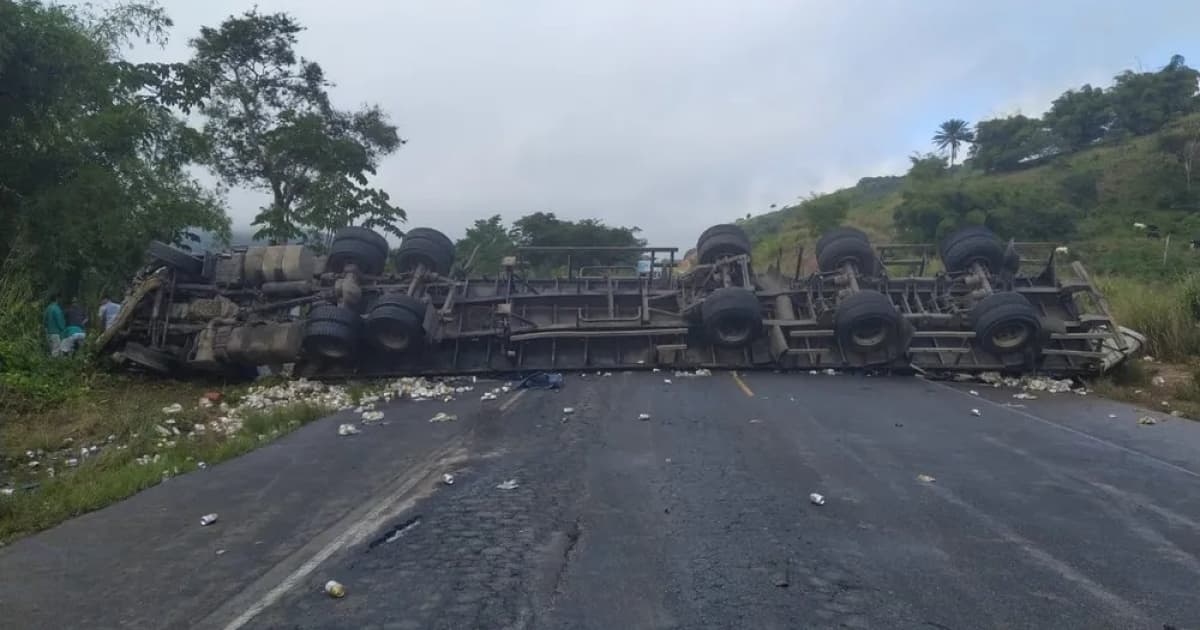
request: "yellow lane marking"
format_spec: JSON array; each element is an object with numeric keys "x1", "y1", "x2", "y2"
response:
[{"x1": 731, "y1": 371, "x2": 755, "y2": 397}]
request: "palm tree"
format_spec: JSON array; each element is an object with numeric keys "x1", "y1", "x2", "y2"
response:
[{"x1": 933, "y1": 119, "x2": 975, "y2": 167}]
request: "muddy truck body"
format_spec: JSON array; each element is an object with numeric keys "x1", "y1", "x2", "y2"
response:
[{"x1": 97, "y1": 224, "x2": 1142, "y2": 378}]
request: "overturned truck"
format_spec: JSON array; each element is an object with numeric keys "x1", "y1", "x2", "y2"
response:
[{"x1": 97, "y1": 224, "x2": 1142, "y2": 379}]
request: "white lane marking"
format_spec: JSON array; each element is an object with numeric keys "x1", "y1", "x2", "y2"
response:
[
  {"x1": 221, "y1": 446, "x2": 464, "y2": 630},
  {"x1": 499, "y1": 388, "x2": 527, "y2": 413},
  {"x1": 930, "y1": 381, "x2": 1200, "y2": 479}
]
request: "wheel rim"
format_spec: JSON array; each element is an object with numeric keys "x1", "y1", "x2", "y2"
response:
[
  {"x1": 372, "y1": 320, "x2": 413, "y2": 351},
  {"x1": 309, "y1": 336, "x2": 351, "y2": 359},
  {"x1": 850, "y1": 317, "x2": 889, "y2": 349},
  {"x1": 991, "y1": 321, "x2": 1032, "y2": 350},
  {"x1": 716, "y1": 316, "x2": 753, "y2": 345}
]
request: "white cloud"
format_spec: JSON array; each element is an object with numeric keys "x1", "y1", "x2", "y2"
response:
[{"x1": 127, "y1": 0, "x2": 1200, "y2": 247}]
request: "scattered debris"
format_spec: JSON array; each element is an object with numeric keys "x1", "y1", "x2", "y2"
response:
[
  {"x1": 562, "y1": 407, "x2": 575, "y2": 415},
  {"x1": 519, "y1": 371, "x2": 564, "y2": 390},
  {"x1": 428, "y1": 412, "x2": 457, "y2": 423},
  {"x1": 361, "y1": 410, "x2": 385, "y2": 423},
  {"x1": 638, "y1": 413, "x2": 651, "y2": 421},
  {"x1": 602, "y1": 372, "x2": 613, "y2": 377},
  {"x1": 809, "y1": 493, "x2": 825, "y2": 505},
  {"x1": 215, "y1": 549, "x2": 226, "y2": 556},
  {"x1": 65, "y1": 458, "x2": 79, "y2": 468},
  {"x1": 1107, "y1": 414, "x2": 1118, "y2": 419},
  {"x1": 749, "y1": 418, "x2": 763, "y2": 424},
  {"x1": 823, "y1": 368, "x2": 838, "y2": 376},
  {"x1": 1, "y1": 488, "x2": 13, "y2": 496},
  {"x1": 197, "y1": 461, "x2": 207, "y2": 469},
  {"x1": 1171, "y1": 410, "x2": 1184, "y2": 417},
  {"x1": 496, "y1": 479, "x2": 519, "y2": 490},
  {"x1": 652, "y1": 368, "x2": 661, "y2": 373},
  {"x1": 969, "y1": 390, "x2": 979, "y2": 396},
  {"x1": 808, "y1": 370, "x2": 819, "y2": 375},
  {"x1": 200, "y1": 513, "x2": 219, "y2": 526},
  {"x1": 324, "y1": 580, "x2": 346, "y2": 598},
  {"x1": 442, "y1": 473, "x2": 455, "y2": 485},
  {"x1": 673, "y1": 368, "x2": 711, "y2": 377},
  {"x1": 1152, "y1": 376, "x2": 1167, "y2": 387},
  {"x1": 1137, "y1": 416, "x2": 1158, "y2": 426},
  {"x1": 337, "y1": 423, "x2": 361, "y2": 436},
  {"x1": 970, "y1": 408, "x2": 981, "y2": 417},
  {"x1": 1143, "y1": 355, "x2": 1156, "y2": 362},
  {"x1": 1161, "y1": 401, "x2": 1171, "y2": 408},
  {"x1": 198, "y1": 397, "x2": 214, "y2": 409},
  {"x1": 663, "y1": 379, "x2": 672, "y2": 384},
  {"x1": 917, "y1": 474, "x2": 936, "y2": 483},
  {"x1": 481, "y1": 391, "x2": 498, "y2": 401},
  {"x1": 161, "y1": 403, "x2": 183, "y2": 414},
  {"x1": 1013, "y1": 392, "x2": 1038, "y2": 400}
]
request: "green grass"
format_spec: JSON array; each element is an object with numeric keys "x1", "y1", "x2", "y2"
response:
[
  {"x1": 0, "y1": 375, "x2": 331, "y2": 544},
  {"x1": 1096, "y1": 274, "x2": 1200, "y2": 361}
]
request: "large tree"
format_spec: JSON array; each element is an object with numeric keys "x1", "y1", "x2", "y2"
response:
[
  {"x1": 0, "y1": 0, "x2": 228, "y2": 295},
  {"x1": 1044, "y1": 84, "x2": 1112, "y2": 151},
  {"x1": 1108, "y1": 55, "x2": 1200, "y2": 137},
  {"x1": 969, "y1": 115, "x2": 1057, "y2": 173},
  {"x1": 455, "y1": 215, "x2": 517, "y2": 274},
  {"x1": 189, "y1": 10, "x2": 405, "y2": 244},
  {"x1": 932, "y1": 119, "x2": 974, "y2": 167}
]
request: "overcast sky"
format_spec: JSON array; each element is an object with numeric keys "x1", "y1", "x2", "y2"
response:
[{"x1": 128, "y1": 0, "x2": 1200, "y2": 248}]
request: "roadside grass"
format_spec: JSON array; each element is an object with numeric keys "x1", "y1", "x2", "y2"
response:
[
  {"x1": 1092, "y1": 359, "x2": 1200, "y2": 420},
  {"x1": 0, "y1": 375, "x2": 331, "y2": 544},
  {"x1": 1096, "y1": 274, "x2": 1200, "y2": 362}
]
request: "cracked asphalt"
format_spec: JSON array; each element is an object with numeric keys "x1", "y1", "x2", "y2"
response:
[{"x1": 3, "y1": 371, "x2": 1200, "y2": 629}]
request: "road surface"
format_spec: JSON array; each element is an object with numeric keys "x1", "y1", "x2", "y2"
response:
[{"x1": 2, "y1": 371, "x2": 1199, "y2": 629}]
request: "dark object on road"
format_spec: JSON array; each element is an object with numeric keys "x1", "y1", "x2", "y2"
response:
[
  {"x1": 519, "y1": 372, "x2": 564, "y2": 390},
  {"x1": 96, "y1": 223, "x2": 1141, "y2": 379}
]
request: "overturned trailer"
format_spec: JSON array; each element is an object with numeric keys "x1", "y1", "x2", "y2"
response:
[{"x1": 97, "y1": 223, "x2": 1142, "y2": 379}]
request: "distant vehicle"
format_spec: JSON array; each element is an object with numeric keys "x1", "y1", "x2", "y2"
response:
[{"x1": 97, "y1": 224, "x2": 1140, "y2": 378}]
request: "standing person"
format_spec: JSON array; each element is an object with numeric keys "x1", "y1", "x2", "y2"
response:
[
  {"x1": 98, "y1": 295, "x2": 122, "y2": 331},
  {"x1": 61, "y1": 298, "x2": 88, "y2": 355},
  {"x1": 43, "y1": 293, "x2": 66, "y2": 357}
]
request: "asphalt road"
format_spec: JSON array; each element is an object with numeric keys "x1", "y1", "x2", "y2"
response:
[{"x1": 2, "y1": 371, "x2": 1200, "y2": 629}]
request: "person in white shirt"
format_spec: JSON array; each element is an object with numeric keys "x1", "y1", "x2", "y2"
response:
[{"x1": 98, "y1": 296, "x2": 122, "y2": 331}]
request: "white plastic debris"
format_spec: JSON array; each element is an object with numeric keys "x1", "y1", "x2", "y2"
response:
[
  {"x1": 1143, "y1": 355, "x2": 1156, "y2": 362},
  {"x1": 917, "y1": 474, "x2": 936, "y2": 483},
  {"x1": 442, "y1": 473, "x2": 455, "y2": 485},
  {"x1": 496, "y1": 479, "x2": 519, "y2": 490},
  {"x1": 358, "y1": 410, "x2": 383, "y2": 423},
  {"x1": 663, "y1": 379, "x2": 673, "y2": 384},
  {"x1": 673, "y1": 369, "x2": 712, "y2": 377},
  {"x1": 652, "y1": 368, "x2": 661, "y2": 373},
  {"x1": 1137, "y1": 416, "x2": 1158, "y2": 426},
  {"x1": 1107, "y1": 414, "x2": 1118, "y2": 419},
  {"x1": 481, "y1": 392, "x2": 498, "y2": 401},
  {"x1": 27, "y1": 461, "x2": 39, "y2": 468},
  {"x1": 155, "y1": 424, "x2": 172, "y2": 436},
  {"x1": 162, "y1": 403, "x2": 183, "y2": 414},
  {"x1": 215, "y1": 549, "x2": 226, "y2": 556},
  {"x1": 969, "y1": 390, "x2": 979, "y2": 396},
  {"x1": 638, "y1": 413, "x2": 651, "y2": 421},
  {"x1": 1, "y1": 488, "x2": 13, "y2": 496},
  {"x1": 603, "y1": 372, "x2": 613, "y2": 377},
  {"x1": 636, "y1": 360, "x2": 646, "y2": 365},
  {"x1": 562, "y1": 407, "x2": 575, "y2": 415},
  {"x1": 1133, "y1": 222, "x2": 1147, "y2": 229},
  {"x1": 749, "y1": 418, "x2": 763, "y2": 424},
  {"x1": 823, "y1": 369, "x2": 838, "y2": 376},
  {"x1": 200, "y1": 513, "x2": 219, "y2": 526},
  {"x1": 65, "y1": 458, "x2": 79, "y2": 467},
  {"x1": 337, "y1": 423, "x2": 361, "y2": 436},
  {"x1": 1054, "y1": 245, "x2": 1069, "y2": 254},
  {"x1": 809, "y1": 493, "x2": 825, "y2": 505},
  {"x1": 1013, "y1": 392, "x2": 1038, "y2": 400},
  {"x1": 197, "y1": 461, "x2": 207, "y2": 469},
  {"x1": 1171, "y1": 410, "x2": 1185, "y2": 417},
  {"x1": 1161, "y1": 401, "x2": 1171, "y2": 408},
  {"x1": 1152, "y1": 376, "x2": 1167, "y2": 387},
  {"x1": 428, "y1": 412, "x2": 457, "y2": 423},
  {"x1": 970, "y1": 408, "x2": 981, "y2": 417},
  {"x1": 809, "y1": 370, "x2": 819, "y2": 375},
  {"x1": 325, "y1": 580, "x2": 346, "y2": 598}
]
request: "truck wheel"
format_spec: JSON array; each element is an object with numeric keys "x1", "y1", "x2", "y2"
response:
[
  {"x1": 971, "y1": 292, "x2": 1042, "y2": 354},
  {"x1": 701, "y1": 287, "x2": 762, "y2": 347},
  {"x1": 367, "y1": 305, "x2": 424, "y2": 352},
  {"x1": 815, "y1": 227, "x2": 868, "y2": 257},
  {"x1": 327, "y1": 227, "x2": 387, "y2": 274},
  {"x1": 303, "y1": 304, "x2": 362, "y2": 359},
  {"x1": 395, "y1": 230, "x2": 455, "y2": 274},
  {"x1": 147, "y1": 241, "x2": 203, "y2": 276},
  {"x1": 697, "y1": 224, "x2": 751, "y2": 264},
  {"x1": 835, "y1": 290, "x2": 904, "y2": 354},
  {"x1": 817, "y1": 234, "x2": 876, "y2": 274},
  {"x1": 940, "y1": 225, "x2": 1005, "y2": 273}
]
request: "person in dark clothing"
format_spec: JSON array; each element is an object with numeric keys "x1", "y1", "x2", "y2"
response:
[{"x1": 61, "y1": 299, "x2": 88, "y2": 355}]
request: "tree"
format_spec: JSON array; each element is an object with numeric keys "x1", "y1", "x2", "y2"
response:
[
  {"x1": 970, "y1": 115, "x2": 1058, "y2": 173},
  {"x1": 802, "y1": 194, "x2": 850, "y2": 238},
  {"x1": 455, "y1": 215, "x2": 517, "y2": 274},
  {"x1": 932, "y1": 119, "x2": 974, "y2": 167},
  {"x1": 1108, "y1": 55, "x2": 1200, "y2": 136},
  {"x1": 906, "y1": 152, "x2": 949, "y2": 183},
  {"x1": 1044, "y1": 85, "x2": 1113, "y2": 151},
  {"x1": 0, "y1": 0, "x2": 228, "y2": 295},
  {"x1": 189, "y1": 10, "x2": 405, "y2": 244},
  {"x1": 511, "y1": 212, "x2": 645, "y2": 270},
  {"x1": 1157, "y1": 120, "x2": 1200, "y2": 196}
]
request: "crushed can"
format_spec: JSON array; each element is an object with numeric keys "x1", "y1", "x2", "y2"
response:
[
  {"x1": 200, "y1": 513, "x2": 219, "y2": 526},
  {"x1": 809, "y1": 493, "x2": 825, "y2": 505}
]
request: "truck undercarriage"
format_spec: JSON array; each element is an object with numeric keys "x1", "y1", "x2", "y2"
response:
[{"x1": 97, "y1": 224, "x2": 1141, "y2": 379}]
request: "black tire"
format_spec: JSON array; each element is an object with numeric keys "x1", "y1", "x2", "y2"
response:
[
  {"x1": 940, "y1": 225, "x2": 1005, "y2": 273},
  {"x1": 333, "y1": 226, "x2": 389, "y2": 257},
  {"x1": 147, "y1": 241, "x2": 203, "y2": 276},
  {"x1": 303, "y1": 304, "x2": 362, "y2": 360},
  {"x1": 121, "y1": 342, "x2": 174, "y2": 374},
  {"x1": 817, "y1": 234, "x2": 876, "y2": 274},
  {"x1": 834, "y1": 290, "x2": 904, "y2": 354},
  {"x1": 404, "y1": 228, "x2": 454, "y2": 252},
  {"x1": 971, "y1": 291, "x2": 1042, "y2": 355},
  {"x1": 815, "y1": 227, "x2": 869, "y2": 257},
  {"x1": 697, "y1": 225, "x2": 752, "y2": 264},
  {"x1": 394, "y1": 235, "x2": 455, "y2": 274},
  {"x1": 327, "y1": 237, "x2": 387, "y2": 275},
  {"x1": 373, "y1": 293, "x2": 427, "y2": 319},
  {"x1": 366, "y1": 304, "x2": 425, "y2": 352},
  {"x1": 701, "y1": 287, "x2": 762, "y2": 347},
  {"x1": 698, "y1": 224, "x2": 749, "y2": 244}
]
